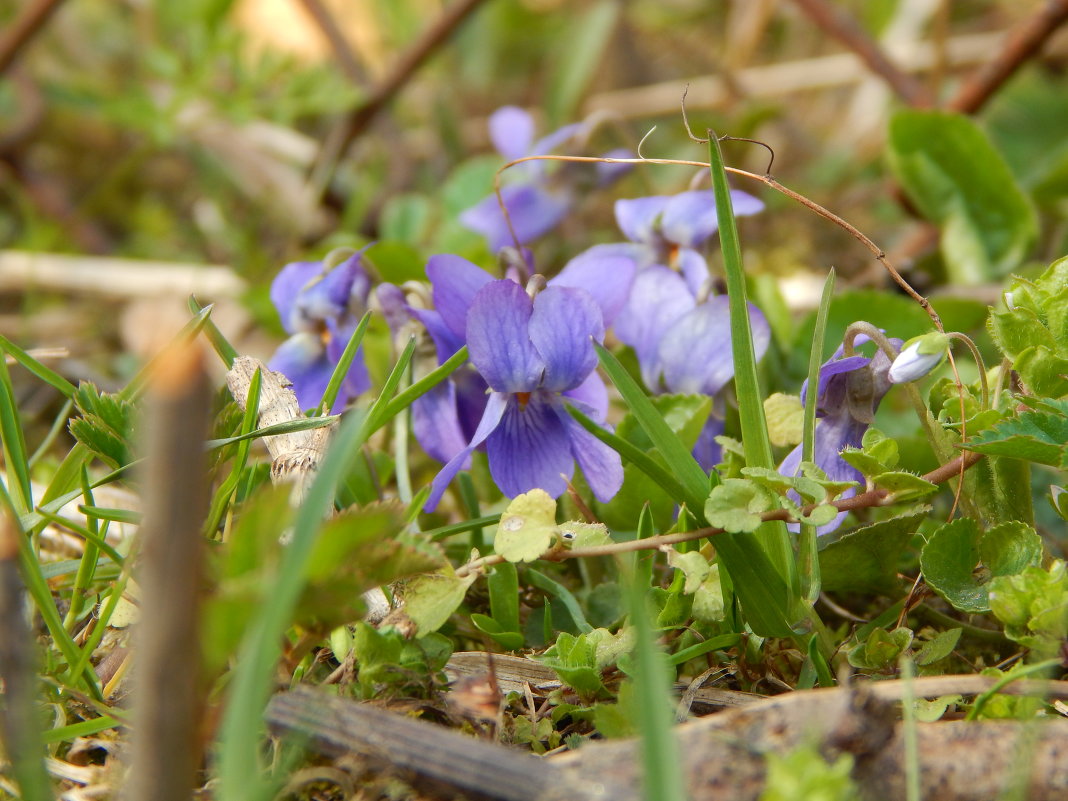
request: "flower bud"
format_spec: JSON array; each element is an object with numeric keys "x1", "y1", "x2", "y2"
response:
[{"x1": 888, "y1": 332, "x2": 950, "y2": 384}]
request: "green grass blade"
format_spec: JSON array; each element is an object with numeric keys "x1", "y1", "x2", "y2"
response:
[
  {"x1": 566, "y1": 403, "x2": 692, "y2": 507},
  {"x1": 668, "y1": 633, "x2": 742, "y2": 665},
  {"x1": 204, "y1": 415, "x2": 338, "y2": 450},
  {"x1": 708, "y1": 135, "x2": 797, "y2": 602},
  {"x1": 317, "y1": 311, "x2": 372, "y2": 415},
  {"x1": 380, "y1": 345, "x2": 469, "y2": 425},
  {"x1": 217, "y1": 408, "x2": 371, "y2": 801},
  {"x1": 206, "y1": 366, "x2": 262, "y2": 535},
  {"x1": 594, "y1": 342, "x2": 708, "y2": 512},
  {"x1": 363, "y1": 336, "x2": 417, "y2": 433},
  {"x1": 188, "y1": 295, "x2": 239, "y2": 368},
  {"x1": 799, "y1": 268, "x2": 835, "y2": 603},
  {"x1": 0, "y1": 334, "x2": 76, "y2": 398},
  {"x1": 42, "y1": 715, "x2": 120, "y2": 745},
  {"x1": 526, "y1": 568, "x2": 592, "y2": 634},
  {"x1": 29, "y1": 398, "x2": 75, "y2": 469},
  {"x1": 425, "y1": 514, "x2": 501, "y2": 541},
  {"x1": 33, "y1": 508, "x2": 124, "y2": 567},
  {"x1": 0, "y1": 355, "x2": 33, "y2": 514},
  {"x1": 624, "y1": 556, "x2": 686, "y2": 801}
]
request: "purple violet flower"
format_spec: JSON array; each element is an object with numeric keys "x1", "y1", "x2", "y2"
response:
[
  {"x1": 460, "y1": 106, "x2": 632, "y2": 252},
  {"x1": 268, "y1": 252, "x2": 371, "y2": 413},
  {"x1": 778, "y1": 340, "x2": 902, "y2": 534},
  {"x1": 381, "y1": 251, "x2": 636, "y2": 481},
  {"x1": 424, "y1": 280, "x2": 624, "y2": 510}
]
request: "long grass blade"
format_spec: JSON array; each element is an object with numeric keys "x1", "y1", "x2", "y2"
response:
[
  {"x1": 799, "y1": 268, "x2": 835, "y2": 603},
  {"x1": 594, "y1": 343, "x2": 708, "y2": 512},
  {"x1": 380, "y1": 345, "x2": 469, "y2": 425},
  {"x1": 0, "y1": 333, "x2": 76, "y2": 398},
  {"x1": 0, "y1": 355, "x2": 33, "y2": 514},
  {"x1": 623, "y1": 555, "x2": 686, "y2": 801},
  {"x1": 188, "y1": 295, "x2": 239, "y2": 368},
  {"x1": 707, "y1": 135, "x2": 797, "y2": 604},
  {"x1": 566, "y1": 404, "x2": 692, "y2": 508},
  {"x1": 317, "y1": 311, "x2": 372, "y2": 415}
]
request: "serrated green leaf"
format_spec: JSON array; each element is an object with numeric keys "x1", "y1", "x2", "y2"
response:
[
  {"x1": 68, "y1": 418, "x2": 132, "y2": 470},
  {"x1": 1012, "y1": 346, "x2": 1068, "y2": 398},
  {"x1": 763, "y1": 392, "x2": 803, "y2": 447},
  {"x1": 561, "y1": 521, "x2": 611, "y2": 549},
  {"x1": 704, "y1": 479, "x2": 775, "y2": 533},
  {"x1": 495, "y1": 489, "x2": 558, "y2": 562},
  {"x1": 888, "y1": 110, "x2": 1037, "y2": 283},
  {"x1": 840, "y1": 447, "x2": 888, "y2": 479},
  {"x1": 987, "y1": 308, "x2": 1058, "y2": 360},
  {"x1": 921, "y1": 518, "x2": 986, "y2": 612},
  {"x1": 915, "y1": 628, "x2": 962, "y2": 666},
  {"x1": 402, "y1": 571, "x2": 477, "y2": 636},
  {"x1": 861, "y1": 429, "x2": 900, "y2": 467},
  {"x1": 691, "y1": 564, "x2": 725, "y2": 624},
  {"x1": 988, "y1": 560, "x2": 1068, "y2": 658},
  {"x1": 818, "y1": 511, "x2": 926, "y2": 594},
  {"x1": 913, "y1": 695, "x2": 962, "y2": 722},
  {"x1": 872, "y1": 471, "x2": 938, "y2": 500},
  {"x1": 978, "y1": 521, "x2": 1043, "y2": 578},
  {"x1": 963, "y1": 411, "x2": 1068, "y2": 466},
  {"x1": 666, "y1": 549, "x2": 710, "y2": 594}
]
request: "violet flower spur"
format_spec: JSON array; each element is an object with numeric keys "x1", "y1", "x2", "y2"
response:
[
  {"x1": 459, "y1": 106, "x2": 631, "y2": 252},
  {"x1": 778, "y1": 340, "x2": 902, "y2": 534},
  {"x1": 267, "y1": 251, "x2": 372, "y2": 413},
  {"x1": 424, "y1": 278, "x2": 624, "y2": 511}
]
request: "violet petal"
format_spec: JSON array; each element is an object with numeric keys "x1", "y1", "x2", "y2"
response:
[
  {"x1": 427, "y1": 254, "x2": 494, "y2": 342},
  {"x1": 551, "y1": 246, "x2": 637, "y2": 326},
  {"x1": 484, "y1": 393, "x2": 574, "y2": 499},
  {"x1": 466, "y1": 280, "x2": 545, "y2": 393},
  {"x1": 528, "y1": 285, "x2": 604, "y2": 392},
  {"x1": 425, "y1": 390, "x2": 508, "y2": 511}
]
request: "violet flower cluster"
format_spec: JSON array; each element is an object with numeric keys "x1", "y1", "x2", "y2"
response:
[
  {"x1": 267, "y1": 251, "x2": 371, "y2": 413},
  {"x1": 264, "y1": 106, "x2": 784, "y2": 513}
]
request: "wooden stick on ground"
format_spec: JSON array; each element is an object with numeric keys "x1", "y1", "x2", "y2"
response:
[{"x1": 268, "y1": 681, "x2": 1068, "y2": 801}]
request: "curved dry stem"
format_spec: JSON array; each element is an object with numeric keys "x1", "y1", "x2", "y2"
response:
[{"x1": 490, "y1": 153, "x2": 942, "y2": 331}]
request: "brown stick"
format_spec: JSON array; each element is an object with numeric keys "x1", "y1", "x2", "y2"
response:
[
  {"x1": 296, "y1": 0, "x2": 366, "y2": 85},
  {"x1": 125, "y1": 342, "x2": 211, "y2": 801},
  {"x1": 949, "y1": 0, "x2": 1068, "y2": 114},
  {"x1": 787, "y1": 0, "x2": 933, "y2": 106},
  {"x1": 340, "y1": 0, "x2": 489, "y2": 146},
  {"x1": 268, "y1": 683, "x2": 1068, "y2": 801},
  {"x1": 0, "y1": 0, "x2": 67, "y2": 76},
  {"x1": 0, "y1": 514, "x2": 53, "y2": 800}
]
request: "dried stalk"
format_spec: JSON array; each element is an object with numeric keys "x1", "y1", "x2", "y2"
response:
[
  {"x1": 224, "y1": 356, "x2": 389, "y2": 621},
  {"x1": 125, "y1": 342, "x2": 211, "y2": 801}
]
